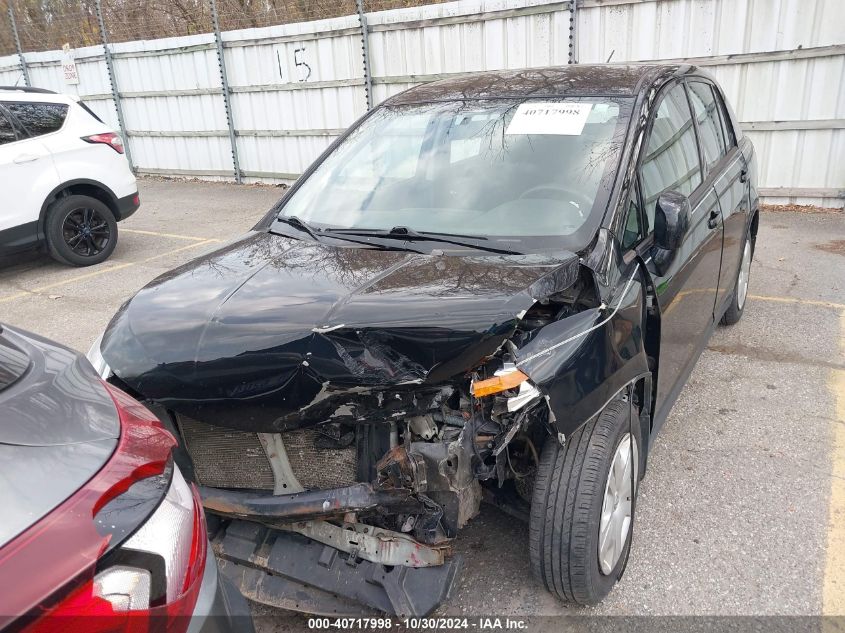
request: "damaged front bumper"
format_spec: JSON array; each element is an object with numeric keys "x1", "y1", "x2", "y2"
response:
[
  {"x1": 199, "y1": 467, "x2": 469, "y2": 616},
  {"x1": 209, "y1": 518, "x2": 462, "y2": 617}
]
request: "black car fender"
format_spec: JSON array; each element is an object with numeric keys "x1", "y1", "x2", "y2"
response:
[{"x1": 514, "y1": 259, "x2": 651, "y2": 443}]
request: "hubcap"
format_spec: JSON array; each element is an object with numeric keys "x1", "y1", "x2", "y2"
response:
[
  {"x1": 598, "y1": 433, "x2": 638, "y2": 575},
  {"x1": 62, "y1": 208, "x2": 111, "y2": 257},
  {"x1": 737, "y1": 240, "x2": 752, "y2": 311}
]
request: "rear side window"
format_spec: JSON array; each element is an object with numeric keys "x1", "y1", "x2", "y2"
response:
[
  {"x1": 688, "y1": 82, "x2": 728, "y2": 173},
  {"x1": 714, "y1": 86, "x2": 737, "y2": 148},
  {"x1": 0, "y1": 110, "x2": 15, "y2": 145},
  {"x1": 5, "y1": 102, "x2": 69, "y2": 137},
  {"x1": 640, "y1": 84, "x2": 702, "y2": 228}
]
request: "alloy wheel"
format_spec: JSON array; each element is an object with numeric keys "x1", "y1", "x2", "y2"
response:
[
  {"x1": 62, "y1": 207, "x2": 112, "y2": 258},
  {"x1": 598, "y1": 432, "x2": 638, "y2": 575},
  {"x1": 737, "y1": 240, "x2": 752, "y2": 311}
]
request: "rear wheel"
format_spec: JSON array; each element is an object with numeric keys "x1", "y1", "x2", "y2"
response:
[
  {"x1": 721, "y1": 230, "x2": 752, "y2": 325},
  {"x1": 45, "y1": 195, "x2": 118, "y2": 267},
  {"x1": 529, "y1": 398, "x2": 640, "y2": 605}
]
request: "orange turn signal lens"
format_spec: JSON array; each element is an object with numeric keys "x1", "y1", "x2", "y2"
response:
[{"x1": 471, "y1": 370, "x2": 530, "y2": 398}]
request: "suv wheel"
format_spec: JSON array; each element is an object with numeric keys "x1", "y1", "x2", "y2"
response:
[
  {"x1": 45, "y1": 195, "x2": 118, "y2": 267},
  {"x1": 529, "y1": 398, "x2": 640, "y2": 604}
]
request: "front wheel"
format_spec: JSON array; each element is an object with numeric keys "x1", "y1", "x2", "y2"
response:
[{"x1": 529, "y1": 398, "x2": 640, "y2": 605}]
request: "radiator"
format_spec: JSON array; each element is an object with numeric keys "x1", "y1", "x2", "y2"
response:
[
  {"x1": 177, "y1": 415, "x2": 357, "y2": 491},
  {"x1": 284, "y1": 427, "x2": 358, "y2": 490}
]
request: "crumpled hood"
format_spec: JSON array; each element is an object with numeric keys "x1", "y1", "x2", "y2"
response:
[{"x1": 102, "y1": 232, "x2": 579, "y2": 431}]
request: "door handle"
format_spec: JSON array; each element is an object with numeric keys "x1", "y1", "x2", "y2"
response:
[
  {"x1": 739, "y1": 167, "x2": 748, "y2": 183},
  {"x1": 707, "y1": 209, "x2": 721, "y2": 230},
  {"x1": 13, "y1": 154, "x2": 40, "y2": 164}
]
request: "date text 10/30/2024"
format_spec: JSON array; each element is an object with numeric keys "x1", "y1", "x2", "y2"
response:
[{"x1": 307, "y1": 618, "x2": 529, "y2": 630}]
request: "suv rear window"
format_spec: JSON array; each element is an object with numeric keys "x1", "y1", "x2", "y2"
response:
[{"x1": 5, "y1": 102, "x2": 69, "y2": 137}]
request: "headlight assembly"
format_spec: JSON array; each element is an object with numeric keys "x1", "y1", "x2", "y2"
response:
[{"x1": 470, "y1": 363, "x2": 541, "y2": 412}]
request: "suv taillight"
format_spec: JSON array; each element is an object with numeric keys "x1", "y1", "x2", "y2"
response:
[
  {"x1": 0, "y1": 383, "x2": 206, "y2": 633},
  {"x1": 82, "y1": 132, "x2": 125, "y2": 154}
]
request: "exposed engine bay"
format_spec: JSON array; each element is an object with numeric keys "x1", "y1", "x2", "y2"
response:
[
  {"x1": 152, "y1": 268, "x2": 608, "y2": 616},
  {"x1": 97, "y1": 226, "x2": 649, "y2": 616},
  {"x1": 188, "y1": 268, "x2": 601, "y2": 537}
]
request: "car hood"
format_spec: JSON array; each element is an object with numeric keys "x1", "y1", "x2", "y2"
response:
[{"x1": 101, "y1": 232, "x2": 580, "y2": 431}]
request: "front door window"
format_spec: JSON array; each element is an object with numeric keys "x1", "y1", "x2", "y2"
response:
[{"x1": 639, "y1": 84, "x2": 702, "y2": 228}]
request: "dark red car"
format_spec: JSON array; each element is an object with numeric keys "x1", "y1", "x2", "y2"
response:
[{"x1": 0, "y1": 324, "x2": 252, "y2": 631}]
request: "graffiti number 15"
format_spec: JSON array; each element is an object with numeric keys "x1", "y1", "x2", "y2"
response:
[{"x1": 277, "y1": 47, "x2": 312, "y2": 82}]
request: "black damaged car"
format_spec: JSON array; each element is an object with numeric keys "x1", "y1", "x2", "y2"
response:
[{"x1": 89, "y1": 64, "x2": 758, "y2": 614}]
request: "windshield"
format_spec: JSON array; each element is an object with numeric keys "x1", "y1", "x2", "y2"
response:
[{"x1": 274, "y1": 97, "x2": 632, "y2": 251}]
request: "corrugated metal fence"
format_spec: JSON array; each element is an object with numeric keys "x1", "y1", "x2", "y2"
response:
[{"x1": 1, "y1": 0, "x2": 843, "y2": 207}]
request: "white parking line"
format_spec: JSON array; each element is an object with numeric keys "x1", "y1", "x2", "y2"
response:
[
  {"x1": 823, "y1": 310, "x2": 845, "y2": 615},
  {"x1": 121, "y1": 228, "x2": 220, "y2": 242},
  {"x1": 0, "y1": 239, "x2": 217, "y2": 303}
]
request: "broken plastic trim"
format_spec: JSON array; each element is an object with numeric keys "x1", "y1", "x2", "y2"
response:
[
  {"x1": 279, "y1": 520, "x2": 448, "y2": 568},
  {"x1": 213, "y1": 520, "x2": 462, "y2": 617},
  {"x1": 506, "y1": 380, "x2": 542, "y2": 412}
]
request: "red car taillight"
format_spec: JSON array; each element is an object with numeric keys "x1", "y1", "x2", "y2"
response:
[
  {"x1": 0, "y1": 383, "x2": 207, "y2": 633},
  {"x1": 82, "y1": 132, "x2": 125, "y2": 154},
  {"x1": 32, "y1": 467, "x2": 207, "y2": 633}
]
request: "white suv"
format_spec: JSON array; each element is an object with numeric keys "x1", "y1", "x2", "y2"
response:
[{"x1": 0, "y1": 87, "x2": 139, "y2": 266}]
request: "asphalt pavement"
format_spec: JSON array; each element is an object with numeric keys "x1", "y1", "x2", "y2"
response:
[{"x1": 1, "y1": 179, "x2": 842, "y2": 628}]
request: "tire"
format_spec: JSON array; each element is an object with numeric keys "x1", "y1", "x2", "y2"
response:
[
  {"x1": 45, "y1": 194, "x2": 118, "y2": 267},
  {"x1": 721, "y1": 229, "x2": 753, "y2": 326},
  {"x1": 529, "y1": 398, "x2": 640, "y2": 605}
]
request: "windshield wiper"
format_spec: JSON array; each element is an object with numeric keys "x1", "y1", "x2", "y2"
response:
[
  {"x1": 273, "y1": 217, "x2": 423, "y2": 253},
  {"x1": 325, "y1": 226, "x2": 522, "y2": 255},
  {"x1": 276, "y1": 215, "x2": 320, "y2": 240}
]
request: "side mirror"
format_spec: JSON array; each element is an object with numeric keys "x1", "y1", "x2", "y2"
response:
[{"x1": 652, "y1": 191, "x2": 690, "y2": 275}]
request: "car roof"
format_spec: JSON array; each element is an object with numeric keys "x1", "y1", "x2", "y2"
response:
[
  {"x1": 384, "y1": 64, "x2": 692, "y2": 105},
  {"x1": 0, "y1": 88, "x2": 79, "y2": 104}
]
